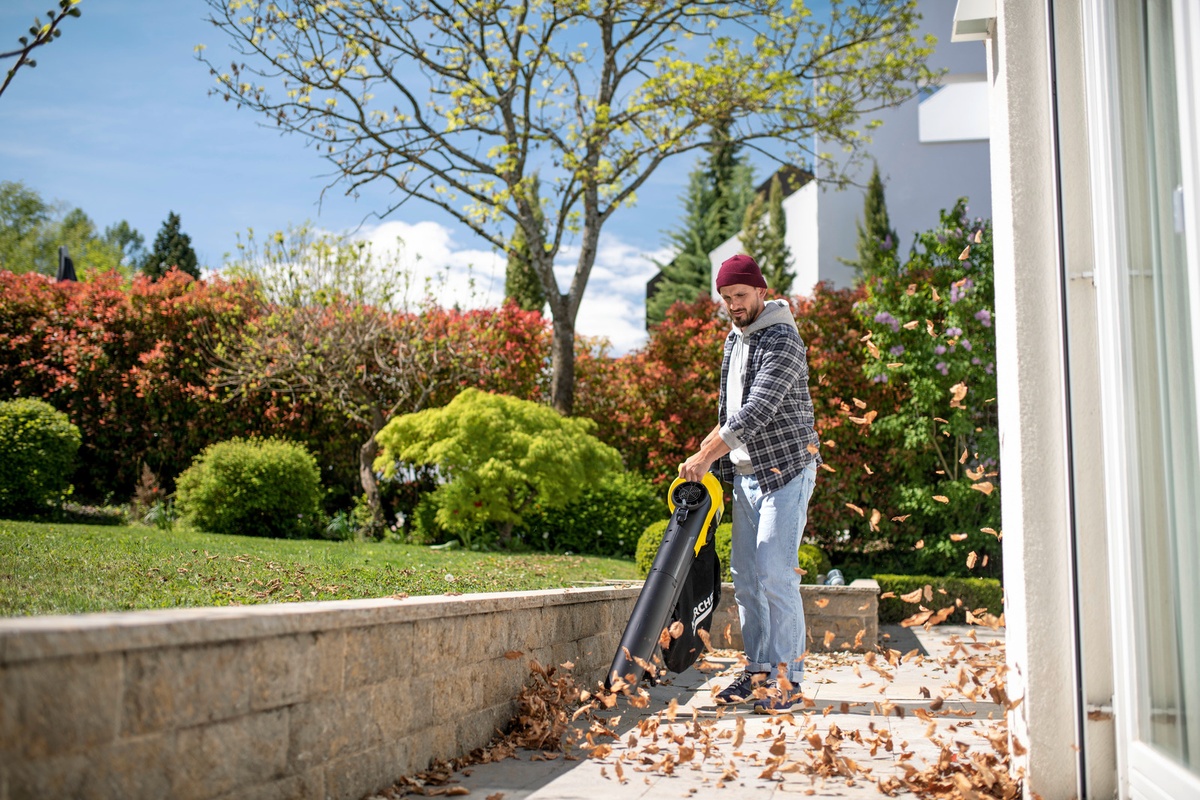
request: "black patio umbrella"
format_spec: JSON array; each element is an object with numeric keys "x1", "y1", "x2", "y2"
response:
[{"x1": 56, "y1": 245, "x2": 77, "y2": 282}]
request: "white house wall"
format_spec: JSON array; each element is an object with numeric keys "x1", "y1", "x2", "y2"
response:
[
  {"x1": 783, "y1": 182, "x2": 820, "y2": 297},
  {"x1": 814, "y1": 0, "x2": 992, "y2": 286},
  {"x1": 984, "y1": 2, "x2": 1086, "y2": 798}
]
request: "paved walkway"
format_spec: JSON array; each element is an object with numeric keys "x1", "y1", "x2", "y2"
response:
[{"x1": 388, "y1": 624, "x2": 1009, "y2": 799}]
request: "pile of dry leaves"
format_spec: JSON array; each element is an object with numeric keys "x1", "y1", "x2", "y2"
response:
[{"x1": 367, "y1": 624, "x2": 1031, "y2": 800}]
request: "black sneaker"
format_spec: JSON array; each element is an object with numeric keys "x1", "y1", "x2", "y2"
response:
[
  {"x1": 714, "y1": 670, "x2": 764, "y2": 705},
  {"x1": 752, "y1": 679, "x2": 800, "y2": 714}
]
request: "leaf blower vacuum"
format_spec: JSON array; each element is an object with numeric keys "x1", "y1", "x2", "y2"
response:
[{"x1": 606, "y1": 472, "x2": 723, "y2": 691}]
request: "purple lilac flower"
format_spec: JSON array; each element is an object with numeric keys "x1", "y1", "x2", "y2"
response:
[
  {"x1": 936, "y1": 362, "x2": 950, "y2": 376},
  {"x1": 873, "y1": 311, "x2": 900, "y2": 332},
  {"x1": 882, "y1": 234, "x2": 894, "y2": 251},
  {"x1": 975, "y1": 309, "x2": 992, "y2": 327},
  {"x1": 946, "y1": 327, "x2": 963, "y2": 337},
  {"x1": 872, "y1": 374, "x2": 890, "y2": 384},
  {"x1": 985, "y1": 363, "x2": 994, "y2": 375},
  {"x1": 934, "y1": 345, "x2": 947, "y2": 355},
  {"x1": 961, "y1": 340, "x2": 972, "y2": 351},
  {"x1": 889, "y1": 345, "x2": 905, "y2": 356},
  {"x1": 972, "y1": 357, "x2": 982, "y2": 365},
  {"x1": 949, "y1": 279, "x2": 975, "y2": 303}
]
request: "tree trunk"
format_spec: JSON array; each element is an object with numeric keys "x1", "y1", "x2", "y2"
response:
[
  {"x1": 359, "y1": 433, "x2": 384, "y2": 535},
  {"x1": 359, "y1": 407, "x2": 387, "y2": 535},
  {"x1": 549, "y1": 313, "x2": 575, "y2": 415}
]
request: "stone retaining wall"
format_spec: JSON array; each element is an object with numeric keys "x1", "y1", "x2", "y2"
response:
[
  {"x1": 0, "y1": 587, "x2": 640, "y2": 800},
  {"x1": 709, "y1": 578, "x2": 881, "y2": 654}
]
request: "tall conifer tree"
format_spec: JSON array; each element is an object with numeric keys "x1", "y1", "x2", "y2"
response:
[
  {"x1": 646, "y1": 122, "x2": 754, "y2": 328},
  {"x1": 144, "y1": 211, "x2": 200, "y2": 280},
  {"x1": 844, "y1": 163, "x2": 899, "y2": 281},
  {"x1": 741, "y1": 173, "x2": 794, "y2": 295}
]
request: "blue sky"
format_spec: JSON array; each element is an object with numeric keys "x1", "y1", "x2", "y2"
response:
[{"x1": 1, "y1": 0, "x2": 728, "y2": 353}]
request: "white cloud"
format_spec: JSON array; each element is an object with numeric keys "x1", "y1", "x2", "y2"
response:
[{"x1": 359, "y1": 220, "x2": 672, "y2": 355}]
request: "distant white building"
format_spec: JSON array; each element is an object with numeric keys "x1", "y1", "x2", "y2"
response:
[{"x1": 709, "y1": 0, "x2": 992, "y2": 297}]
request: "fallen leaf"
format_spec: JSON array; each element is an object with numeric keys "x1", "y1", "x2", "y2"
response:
[
  {"x1": 959, "y1": 245, "x2": 971, "y2": 260},
  {"x1": 815, "y1": 598, "x2": 830, "y2": 608},
  {"x1": 668, "y1": 621, "x2": 684, "y2": 639},
  {"x1": 869, "y1": 508, "x2": 882, "y2": 531},
  {"x1": 914, "y1": 539, "x2": 924, "y2": 549},
  {"x1": 974, "y1": 228, "x2": 983, "y2": 243},
  {"x1": 981, "y1": 527, "x2": 1000, "y2": 539},
  {"x1": 960, "y1": 448, "x2": 968, "y2": 464},
  {"x1": 853, "y1": 397, "x2": 867, "y2": 409},
  {"x1": 967, "y1": 551, "x2": 978, "y2": 569},
  {"x1": 504, "y1": 650, "x2": 524, "y2": 660},
  {"x1": 823, "y1": 630, "x2": 836, "y2": 648},
  {"x1": 903, "y1": 319, "x2": 920, "y2": 330},
  {"x1": 932, "y1": 287, "x2": 941, "y2": 302},
  {"x1": 933, "y1": 495, "x2": 950, "y2": 504},
  {"x1": 892, "y1": 514, "x2": 911, "y2": 522},
  {"x1": 970, "y1": 481, "x2": 994, "y2": 495},
  {"x1": 900, "y1": 587, "x2": 923, "y2": 603},
  {"x1": 950, "y1": 533, "x2": 968, "y2": 542},
  {"x1": 845, "y1": 503, "x2": 865, "y2": 516},
  {"x1": 806, "y1": 443, "x2": 820, "y2": 455},
  {"x1": 819, "y1": 463, "x2": 836, "y2": 472},
  {"x1": 949, "y1": 382, "x2": 968, "y2": 408},
  {"x1": 926, "y1": 319, "x2": 936, "y2": 337}
]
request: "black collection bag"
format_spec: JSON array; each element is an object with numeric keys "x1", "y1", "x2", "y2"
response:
[{"x1": 661, "y1": 533, "x2": 722, "y2": 673}]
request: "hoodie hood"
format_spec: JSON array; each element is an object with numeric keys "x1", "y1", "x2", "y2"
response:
[{"x1": 734, "y1": 299, "x2": 798, "y2": 337}]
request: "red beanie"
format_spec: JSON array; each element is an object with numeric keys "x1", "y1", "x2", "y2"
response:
[{"x1": 715, "y1": 254, "x2": 767, "y2": 289}]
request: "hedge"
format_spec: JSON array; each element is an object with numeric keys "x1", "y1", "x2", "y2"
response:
[
  {"x1": 873, "y1": 574, "x2": 1003, "y2": 624},
  {"x1": 637, "y1": 520, "x2": 827, "y2": 584}
]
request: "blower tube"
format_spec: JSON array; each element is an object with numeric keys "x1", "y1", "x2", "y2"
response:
[{"x1": 606, "y1": 472, "x2": 723, "y2": 691}]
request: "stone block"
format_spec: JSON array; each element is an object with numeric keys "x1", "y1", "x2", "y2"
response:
[
  {"x1": 248, "y1": 630, "x2": 345, "y2": 711},
  {"x1": 211, "y1": 770, "x2": 324, "y2": 800},
  {"x1": 0, "y1": 653, "x2": 122, "y2": 759},
  {"x1": 343, "y1": 623, "x2": 412, "y2": 690},
  {"x1": 322, "y1": 740, "x2": 408, "y2": 800},
  {"x1": 395, "y1": 724, "x2": 457, "y2": 776},
  {"x1": 371, "y1": 677, "x2": 428, "y2": 741},
  {"x1": 431, "y1": 667, "x2": 482, "y2": 720},
  {"x1": 287, "y1": 685, "x2": 380, "y2": 772},
  {"x1": 122, "y1": 643, "x2": 252, "y2": 735},
  {"x1": 479, "y1": 654, "x2": 532, "y2": 708},
  {"x1": 2, "y1": 732, "x2": 174, "y2": 800},
  {"x1": 411, "y1": 616, "x2": 476, "y2": 668},
  {"x1": 456, "y1": 701, "x2": 513, "y2": 754},
  {"x1": 173, "y1": 709, "x2": 289, "y2": 800}
]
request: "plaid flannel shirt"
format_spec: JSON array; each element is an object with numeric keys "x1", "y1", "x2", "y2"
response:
[{"x1": 714, "y1": 319, "x2": 821, "y2": 494}]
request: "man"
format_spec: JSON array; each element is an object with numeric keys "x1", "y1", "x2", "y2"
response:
[{"x1": 679, "y1": 253, "x2": 820, "y2": 713}]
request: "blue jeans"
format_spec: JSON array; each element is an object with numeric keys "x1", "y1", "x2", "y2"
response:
[{"x1": 730, "y1": 462, "x2": 817, "y2": 684}]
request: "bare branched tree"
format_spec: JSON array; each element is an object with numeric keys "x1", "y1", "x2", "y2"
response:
[{"x1": 199, "y1": 0, "x2": 936, "y2": 414}]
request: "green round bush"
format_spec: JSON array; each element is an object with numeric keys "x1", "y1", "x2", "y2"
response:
[
  {"x1": 175, "y1": 437, "x2": 324, "y2": 538},
  {"x1": 637, "y1": 520, "x2": 823, "y2": 583},
  {"x1": 517, "y1": 471, "x2": 663, "y2": 557},
  {"x1": 0, "y1": 398, "x2": 81, "y2": 517}
]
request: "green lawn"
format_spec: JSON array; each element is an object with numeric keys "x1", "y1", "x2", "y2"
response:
[{"x1": 0, "y1": 519, "x2": 639, "y2": 617}]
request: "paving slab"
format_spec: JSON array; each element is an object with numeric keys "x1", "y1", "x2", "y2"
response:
[{"x1": 395, "y1": 624, "x2": 1008, "y2": 800}]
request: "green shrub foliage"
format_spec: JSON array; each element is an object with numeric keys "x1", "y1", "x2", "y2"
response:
[
  {"x1": 0, "y1": 398, "x2": 81, "y2": 516},
  {"x1": 873, "y1": 573, "x2": 1003, "y2": 624},
  {"x1": 517, "y1": 471, "x2": 663, "y2": 557},
  {"x1": 375, "y1": 388, "x2": 623, "y2": 548},
  {"x1": 175, "y1": 437, "x2": 324, "y2": 538},
  {"x1": 637, "y1": 520, "x2": 826, "y2": 584}
]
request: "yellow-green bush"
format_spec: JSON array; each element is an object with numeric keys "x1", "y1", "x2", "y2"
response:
[
  {"x1": 176, "y1": 437, "x2": 323, "y2": 538},
  {"x1": 0, "y1": 398, "x2": 81, "y2": 517}
]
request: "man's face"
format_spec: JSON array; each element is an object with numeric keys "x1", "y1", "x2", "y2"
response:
[{"x1": 719, "y1": 284, "x2": 768, "y2": 327}]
